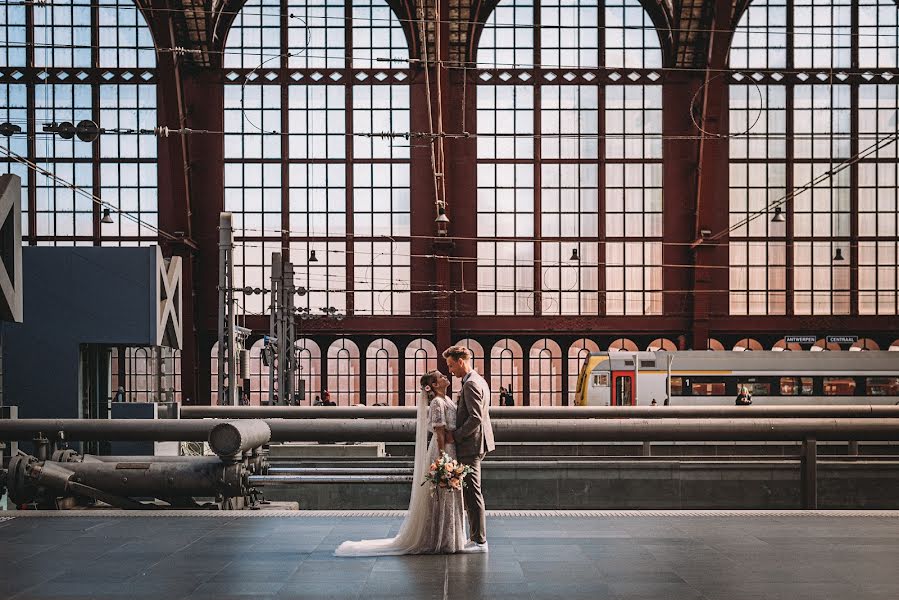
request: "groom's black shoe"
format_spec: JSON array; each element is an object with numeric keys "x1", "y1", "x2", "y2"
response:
[{"x1": 462, "y1": 540, "x2": 488, "y2": 553}]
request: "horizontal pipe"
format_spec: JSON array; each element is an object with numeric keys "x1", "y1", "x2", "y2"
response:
[
  {"x1": 267, "y1": 467, "x2": 413, "y2": 475},
  {"x1": 180, "y1": 405, "x2": 899, "y2": 420},
  {"x1": 208, "y1": 420, "x2": 271, "y2": 458},
  {"x1": 87, "y1": 456, "x2": 224, "y2": 464},
  {"x1": 248, "y1": 475, "x2": 413, "y2": 485},
  {"x1": 4, "y1": 418, "x2": 899, "y2": 442},
  {"x1": 36, "y1": 460, "x2": 230, "y2": 497}
]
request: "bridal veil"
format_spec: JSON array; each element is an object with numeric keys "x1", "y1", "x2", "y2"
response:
[{"x1": 333, "y1": 391, "x2": 433, "y2": 556}]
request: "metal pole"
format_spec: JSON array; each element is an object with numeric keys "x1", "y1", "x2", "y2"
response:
[
  {"x1": 179, "y1": 405, "x2": 899, "y2": 420},
  {"x1": 4, "y1": 418, "x2": 899, "y2": 443},
  {"x1": 217, "y1": 212, "x2": 236, "y2": 406},
  {"x1": 666, "y1": 354, "x2": 673, "y2": 403},
  {"x1": 269, "y1": 252, "x2": 281, "y2": 406},
  {"x1": 281, "y1": 260, "x2": 295, "y2": 406}
]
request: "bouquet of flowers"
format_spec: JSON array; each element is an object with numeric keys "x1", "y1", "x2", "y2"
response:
[{"x1": 422, "y1": 452, "x2": 473, "y2": 491}]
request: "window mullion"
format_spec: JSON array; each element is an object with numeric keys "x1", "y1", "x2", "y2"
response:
[
  {"x1": 345, "y1": 0, "x2": 355, "y2": 316},
  {"x1": 281, "y1": 0, "x2": 290, "y2": 258},
  {"x1": 25, "y1": 2, "x2": 36, "y2": 245},
  {"x1": 532, "y1": 0, "x2": 542, "y2": 317}
]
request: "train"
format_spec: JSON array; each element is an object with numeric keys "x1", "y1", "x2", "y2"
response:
[{"x1": 574, "y1": 351, "x2": 899, "y2": 406}]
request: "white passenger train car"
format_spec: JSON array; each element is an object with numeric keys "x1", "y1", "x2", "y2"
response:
[{"x1": 574, "y1": 351, "x2": 899, "y2": 406}]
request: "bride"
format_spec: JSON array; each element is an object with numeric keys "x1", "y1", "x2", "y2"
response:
[{"x1": 334, "y1": 370, "x2": 467, "y2": 556}]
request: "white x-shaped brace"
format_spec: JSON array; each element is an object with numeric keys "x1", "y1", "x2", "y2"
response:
[
  {"x1": 157, "y1": 247, "x2": 183, "y2": 349},
  {"x1": 0, "y1": 174, "x2": 23, "y2": 323}
]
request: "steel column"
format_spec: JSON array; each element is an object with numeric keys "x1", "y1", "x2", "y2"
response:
[{"x1": 801, "y1": 436, "x2": 817, "y2": 509}]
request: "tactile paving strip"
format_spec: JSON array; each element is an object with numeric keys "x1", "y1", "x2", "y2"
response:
[{"x1": 5, "y1": 509, "x2": 899, "y2": 518}]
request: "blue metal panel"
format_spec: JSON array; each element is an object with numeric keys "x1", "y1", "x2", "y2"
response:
[{"x1": 1, "y1": 247, "x2": 160, "y2": 419}]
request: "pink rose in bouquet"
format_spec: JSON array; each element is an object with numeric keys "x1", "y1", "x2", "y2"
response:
[{"x1": 422, "y1": 452, "x2": 474, "y2": 491}]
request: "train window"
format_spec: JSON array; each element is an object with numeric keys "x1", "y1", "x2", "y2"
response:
[
  {"x1": 823, "y1": 377, "x2": 856, "y2": 396},
  {"x1": 738, "y1": 382, "x2": 770, "y2": 396},
  {"x1": 780, "y1": 377, "x2": 814, "y2": 396},
  {"x1": 671, "y1": 377, "x2": 685, "y2": 395},
  {"x1": 866, "y1": 377, "x2": 899, "y2": 396},
  {"x1": 592, "y1": 373, "x2": 609, "y2": 387},
  {"x1": 691, "y1": 382, "x2": 726, "y2": 396}
]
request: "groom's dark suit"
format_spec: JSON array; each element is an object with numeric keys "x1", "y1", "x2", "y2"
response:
[{"x1": 455, "y1": 370, "x2": 495, "y2": 544}]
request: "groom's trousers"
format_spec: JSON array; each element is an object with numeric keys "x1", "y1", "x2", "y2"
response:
[{"x1": 459, "y1": 453, "x2": 487, "y2": 544}]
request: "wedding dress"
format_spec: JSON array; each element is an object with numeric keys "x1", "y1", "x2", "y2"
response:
[{"x1": 334, "y1": 393, "x2": 467, "y2": 556}]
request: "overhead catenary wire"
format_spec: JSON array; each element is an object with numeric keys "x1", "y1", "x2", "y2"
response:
[
  {"x1": 5, "y1": 124, "x2": 891, "y2": 276},
  {"x1": 3, "y1": 8, "x2": 896, "y2": 263},
  {"x1": 0, "y1": 143, "x2": 179, "y2": 242},
  {"x1": 710, "y1": 128, "x2": 899, "y2": 242}
]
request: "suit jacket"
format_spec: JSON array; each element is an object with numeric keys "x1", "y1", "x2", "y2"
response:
[{"x1": 455, "y1": 370, "x2": 496, "y2": 458}]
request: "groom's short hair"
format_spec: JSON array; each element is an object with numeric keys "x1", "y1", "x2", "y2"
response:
[{"x1": 442, "y1": 345, "x2": 471, "y2": 361}]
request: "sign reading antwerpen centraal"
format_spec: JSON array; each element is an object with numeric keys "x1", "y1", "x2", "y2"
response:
[{"x1": 826, "y1": 335, "x2": 858, "y2": 344}]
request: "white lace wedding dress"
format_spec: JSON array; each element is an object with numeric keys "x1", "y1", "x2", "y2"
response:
[{"x1": 334, "y1": 394, "x2": 467, "y2": 556}]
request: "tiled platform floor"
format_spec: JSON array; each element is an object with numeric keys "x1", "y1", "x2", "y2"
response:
[{"x1": 2, "y1": 510, "x2": 899, "y2": 600}]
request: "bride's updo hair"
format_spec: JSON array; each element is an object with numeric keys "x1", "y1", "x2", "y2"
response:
[{"x1": 419, "y1": 371, "x2": 439, "y2": 401}]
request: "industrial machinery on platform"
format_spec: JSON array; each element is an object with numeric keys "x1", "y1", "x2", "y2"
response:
[
  {"x1": 575, "y1": 351, "x2": 899, "y2": 407},
  {"x1": 0, "y1": 421, "x2": 271, "y2": 510}
]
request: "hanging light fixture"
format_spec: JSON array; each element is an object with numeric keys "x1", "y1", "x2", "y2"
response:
[
  {"x1": 434, "y1": 206, "x2": 450, "y2": 237},
  {"x1": 770, "y1": 206, "x2": 785, "y2": 223},
  {"x1": 569, "y1": 248, "x2": 580, "y2": 261},
  {"x1": 308, "y1": 249, "x2": 318, "y2": 263},
  {"x1": 100, "y1": 207, "x2": 114, "y2": 224},
  {"x1": 833, "y1": 247, "x2": 845, "y2": 261}
]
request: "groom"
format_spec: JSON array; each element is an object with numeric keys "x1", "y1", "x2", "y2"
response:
[{"x1": 443, "y1": 345, "x2": 495, "y2": 553}]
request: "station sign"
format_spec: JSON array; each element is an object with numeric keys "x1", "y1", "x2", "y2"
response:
[
  {"x1": 785, "y1": 335, "x2": 817, "y2": 344},
  {"x1": 826, "y1": 335, "x2": 858, "y2": 344}
]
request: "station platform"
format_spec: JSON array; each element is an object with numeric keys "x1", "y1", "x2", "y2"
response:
[{"x1": 2, "y1": 510, "x2": 899, "y2": 600}]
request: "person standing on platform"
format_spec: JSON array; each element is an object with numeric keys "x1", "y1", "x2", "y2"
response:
[{"x1": 444, "y1": 345, "x2": 496, "y2": 553}]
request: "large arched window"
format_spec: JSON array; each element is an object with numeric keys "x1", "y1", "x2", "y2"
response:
[
  {"x1": 567, "y1": 338, "x2": 599, "y2": 405},
  {"x1": 2, "y1": 0, "x2": 157, "y2": 246},
  {"x1": 451, "y1": 338, "x2": 486, "y2": 398},
  {"x1": 490, "y1": 339, "x2": 524, "y2": 405},
  {"x1": 211, "y1": 340, "x2": 265, "y2": 404},
  {"x1": 475, "y1": 0, "x2": 663, "y2": 316},
  {"x1": 529, "y1": 338, "x2": 562, "y2": 406},
  {"x1": 729, "y1": 0, "x2": 899, "y2": 316},
  {"x1": 224, "y1": 0, "x2": 411, "y2": 316},
  {"x1": 327, "y1": 338, "x2": 361, "y2": 405},
  {"x1": 295, "y1": 338, "x2": 322, "y2": 405},
  {"x1": 366, "y1": 338, "x2": 399, "y2": 405},
  {"x1": 247, "y1": 339, "x2": 269, "y2": 405},
  {"x1": 110, "y1": 346, "x2": 181, "y2": 403},
  {"x1": 404, "y1": 339, "x2": 437, "y2": 406}
]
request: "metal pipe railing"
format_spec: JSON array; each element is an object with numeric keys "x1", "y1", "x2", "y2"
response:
[
  {"x1": 3, "y1": 418, "x2": 899, "y2": 442},
  {"x1": 6, "y1": 418, "x2": 896, "y2": 509},
  {"x1": 180, "y1": 405, "x2": 899, "y2": 420},
  {"x1": 267, "y1": 467, "x2": 413, "y2": 475},
  {"x1": 248, "y1": 475, "x2": 413, "y2": 484}
]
